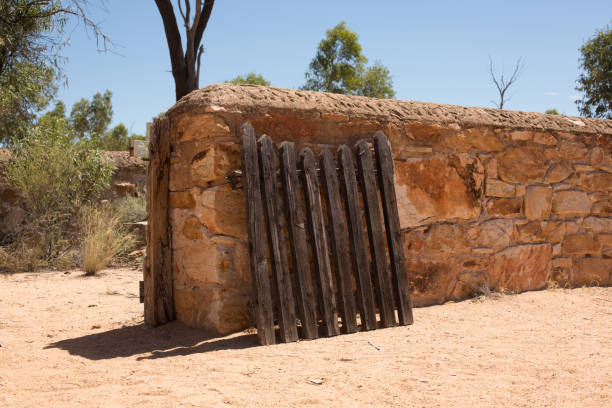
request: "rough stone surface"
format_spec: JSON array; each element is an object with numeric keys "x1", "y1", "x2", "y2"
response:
[
  {"x1": 486, "y1": 179, "x2": 516, "y2": 198},
  {"x1": 497, "y1": 146, "x2": 548, "y2": 184},
  {"x1": 394, "y1": 155, "x2": 483, "y2": 228},
  {"x1": 552, "y1": 191, "x2": 591, "y2": 216},
  {"x1": 147, "y1": 84, "x2": 612, "y2": 333},
  {"x1": 523, "y1": 186, "x2": 552, "y2": 220},
  {"x1": 562, "y1": 234, "x2": 601, "y2": 255},
  {"x1": 488, "y1": 244, "x2": 552, "y2": 292},
  {"x1": 572, "y1": 258, "x2": 611, "y2": 286},
  {"x1": 486, "y1": 198, "x2": 522, "y2": 217}
]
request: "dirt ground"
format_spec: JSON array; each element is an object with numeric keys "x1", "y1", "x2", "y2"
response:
[{"x1": 0, "y1": 268, "x2": 610, "y2": 408}]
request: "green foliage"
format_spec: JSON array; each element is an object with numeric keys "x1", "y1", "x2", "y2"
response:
[
  {"x1": 576, "y1": 25, "x2": 612, "y2": 119},
  {"x1": 302, "y1": 21, "x2": 395, "y2": 99},
  {"x1": 360, "y1": 62, "x2": 395, "y2": 99},
  {"x1": 5, "y1": 121, "x2": 112, "y2": 216},
  {"x1": 227, "y1": 72, "x2": 270, "y2": 86},
  {"x1": 0, "y1": 0, "x2": 65, "y2": 143},
  {"x1": 545, "y1": 109, "x2": 560, "y2": 115},
  {"x1": 114, "y1": 194, "x2": 147, "y2": 224},
  {"x1": 2, "y1": 120, "x2": 113, "y2": 268},
  {"x1": 70, "y1": 90, "x2": 114, "y2": 143}
]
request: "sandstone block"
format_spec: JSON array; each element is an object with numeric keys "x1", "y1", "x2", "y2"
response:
[
  {"x1": 582, "y1": 216, "x2": 612, "y2": 234},
  {"x1": 592, "y1": 200, "x2": 612, "y2": 216},
  {"x1": 571, "y1": 172, "x2": 612, "y2": 191},
  {"x1": 182, "y1": 217, "x2": 203, "y2": 241},
  {"x1": 190, "y1": 143, "x2": 240, "y2": 188},
  {"x1": 468, "y1": 219, "x2": 513, "y2": 249},
  {"x1": 394, "y1": 155, "x2": 483, "y2": 228},
  {"x1": 551, "y1": 257, "x2": 572, "y2": 287},
  {"x1": 552, "y1": 191, "x2": 590, "y2": 216},
  {"x1": 544, "y1": 161, "x2": 573, "y2": 183},
  {"x1": 596, "y1": 234, "x2": 612, "y2": 249},
  {"x1": 406, "y1": 259, "x2": 458, "y2": 306},
  {"x1": 484, "y1": 156, "x2": 498, "y2": 179},
  {"x1": 533, "y1": 132, "x2": 557, "y2": 146},
  {"x1": 169, "y1": 191, "x2": 196, "y2": 209},
  {"x1": 173, "y1": 113, "x2": 232, "y2": 143},
  {"x1": 515, "y1": 221, "x2": 565, "y2": 244},
  {"x1": 451, "y1": 270, "x2": 489, "y2": 300},
  {"x1": 422, "y1": 223, "x2": 467, "y2": 253},
  {"x1": 439, "y1": 128, "x2": 503, "y2": 152},
  {"x1": 486, "y1": 198, "x2": 522, "y2": 217},
  {"x1": 488, "y1": 244, "x2": 552, "y2": 292},
  {"x1": 559, "y1": 139, "x2": 587, "y2": 160},
  {"x1": 561, "y1": 233, "x2": 600, "y2": 255},
  {"x1": 572, "y1": 257, "x2": 611, "y2": 286},
  {"x1": 511, "y1": 131, "x2": 532, "y2": 141},
  {"x1": 498, "y1": 146, "x2": 548, "y2": 183},
  {"x1": 486, "y1": 179, "x2": 516, "y2": 197},
  {"x1": 197, "y1": 186, "x2": 247, "y2": 239},
  {"x1": 523, "y1": 186, "x2": 552, "y2": 220}
]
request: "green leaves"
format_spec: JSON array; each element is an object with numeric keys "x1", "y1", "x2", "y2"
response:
[
  {"x1": 227, "y1": 72, "x2": 270, "y2": 86},
  {"x1": 576, "y1": 25, "x2": 612, "y2": 119},
  {"x1": 302, "y1": 22, "x2": 395, "y2": 99}
]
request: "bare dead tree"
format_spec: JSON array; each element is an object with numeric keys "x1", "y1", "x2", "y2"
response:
[
  {"x1": 155, "y1": 0, "x2": 215, "y2": 101},
  {"x1": 489, "y1": 57, "x2": 523, "y2": 110}
]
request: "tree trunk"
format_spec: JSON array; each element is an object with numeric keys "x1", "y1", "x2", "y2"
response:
[{"x1": 154, "y1": 0, "x2": 215, "y2": 101}]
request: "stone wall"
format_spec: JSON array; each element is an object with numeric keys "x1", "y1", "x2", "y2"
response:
[{"x1": 156, "y1": 83, "x2": 612, "y2": 334}]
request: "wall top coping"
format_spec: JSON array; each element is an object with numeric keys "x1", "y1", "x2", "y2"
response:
[{"x1": 169, "y1": 83, "x2": 612, "y2": 136}]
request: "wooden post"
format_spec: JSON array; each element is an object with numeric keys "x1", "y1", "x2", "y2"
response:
[
  {"x1": 240, "y1": 124, "x2": 276, "y2": 345},
  {"x1": 258, "y1": 135, "x2": 299, "y2": 343},
  {"x1": 337, "y1": 145, "x2": 377, "y2": 331},
  {"x1": 373, "y1": 131, "x2": 414, "y2": 326},
  {"x1": 144, "y1": 116, "x2": 174, "y2": 326},
  {"x1": 319, "y1": 149, "x2": 358, "y2": 334},
  {"x1": 300, "y1": 148, "x2": 340, "y2": 337},
  {"x1": 354, "y1": 140, "x2": 396, "y2": 328},
  {"x1": 278, "y1": 142, "x2": 318, "y2": 339}
]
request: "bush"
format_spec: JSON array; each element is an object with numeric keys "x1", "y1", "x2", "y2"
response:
[
  {"x1": 114, "y1": 193, "x2": 147, "y2": 223},
  {"x1": 80, "y1": 205, "x2": 135, "y2": 275},
  {"x1": 2, "y1": 119, "x2": 113, "y2": 270}
]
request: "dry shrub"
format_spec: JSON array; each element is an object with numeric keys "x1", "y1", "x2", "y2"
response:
[
  {"x1": 80, "y1": 205, "x2": 135, "y2": 275},
  {"x1": 114, "y1": 193, "x2": 147, "y2": 223}
]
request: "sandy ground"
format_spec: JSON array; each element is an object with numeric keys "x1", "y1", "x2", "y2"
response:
[{"x1": 0, "y1": 268, "x2": 610, "y2": 408}]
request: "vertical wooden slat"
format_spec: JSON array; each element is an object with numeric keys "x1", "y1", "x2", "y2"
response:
[
  {"x1": 354, "y1": 140, "x2": 396, "y2": 328},
  {"x1": 144, "y1": 116, "x2": 174, "y2": 326},
  {"x1": 319, "y1": 149, "x2": 358, "y2": 334},
  {"x1": 300, "y1": 148, "x2": 340, "y2": 337},
  {"x1": 373, "y1": 131, "x2": 414, "y2": 326},
  {"x1": 239, "y1": 124, "x2": 276, "y2": 345},
  {"x1": 258, "y1": 135, "x2": 299, "y2": 343},
  {"x1": 278, "y1": 142, "x2": 318, "y2": 339},
  {"x1": 337, "y1": 145, "x2": 377, "y2": 331}
]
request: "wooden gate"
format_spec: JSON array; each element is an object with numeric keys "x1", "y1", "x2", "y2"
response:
[{"x1": 240, "y1": 123, "x2": 413, "y2": 346}]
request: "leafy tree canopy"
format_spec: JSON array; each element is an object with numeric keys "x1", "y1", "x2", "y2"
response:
[
  {"x1": 227, "y1": 72, "x2": 270, "y2": 86},
  {"x1": 576, "y1": 25, "x2": 612, "y2": 119},
  {"x1": 0, "y1": 0, "x2": 109, "y2": 144},
  {"x1": 302, "y1": 22, "x2": 395, "y2": 99},
  {"x1": 545, "y1": 109, "x2": 560, "y2": 115}
]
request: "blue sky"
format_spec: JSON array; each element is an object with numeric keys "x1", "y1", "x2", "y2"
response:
[{"x1": 55, "y1": 1, "x2": 612, "y2": 136}]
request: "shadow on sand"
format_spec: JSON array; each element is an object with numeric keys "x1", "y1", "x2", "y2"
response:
[{"x1": 44, "y1": 321, "x2": 259, "y2": 360}]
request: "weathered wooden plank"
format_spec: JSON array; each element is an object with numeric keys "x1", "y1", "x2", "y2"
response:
[
  {"x1": 319, "y1": 149, "x2": 358, "y2": 334},
  {"x1": 258, "y1": 135, "x2": 299, "y2": 343},
  {"x1": 278, "y1": 142, "x2": 318, "y2": 340},
  {"x1": 239, "y1": 124, "x2": 276, "y2": 345},
  {"x1": 373, "y1": 131, "x2": 414, "y2": 326},
  {"x1": 354, "y1": 140, "x2": 396, "y2": 328},
  {"x1": 337, "y1": 145, "x2": 377, "y2": 331},
  {"x1": 144, "y1": 116, "x2": 174, "y2": 327},
  {"x1": 300, "y1": 148, "x2": 340, "y2": 337}
]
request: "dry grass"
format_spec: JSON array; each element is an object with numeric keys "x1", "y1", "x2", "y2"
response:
[{"x1": 80, "y1": 205, "x2": 135, "y2": 275}]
